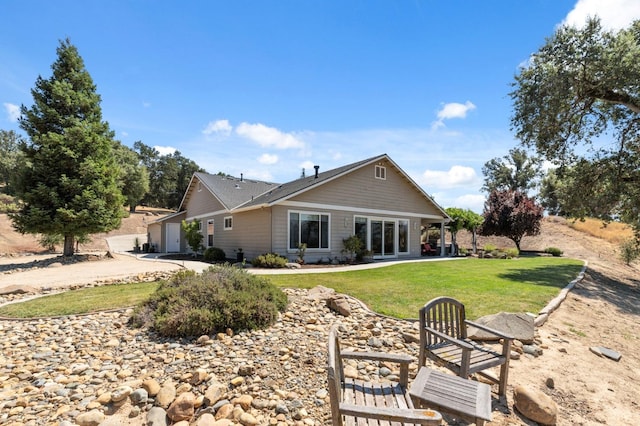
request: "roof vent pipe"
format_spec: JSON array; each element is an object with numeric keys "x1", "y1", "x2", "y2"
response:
[
  {"x1": 240, "y1": 173, "x2": 244, "y2": 182},
  {"x1": 314, "y1": 165, "x2": 319, "y2": 178}
]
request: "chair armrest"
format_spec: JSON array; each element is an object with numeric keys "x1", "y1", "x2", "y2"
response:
[
  {"x1": 465, "y1": 320, "x2": 515, "y2": 340},
  {"x1": 340, "y1": 403, "x2": 442, "y2": 425},
  {"x1": 341, "y1": 350, "x2": 413, "y2": 365},
  {"x1": 423, "y1": 326, "x2": 474, "y2": 350},
  {"x1": 341, "y1": 350, "x2": 413, "y2": 386}
]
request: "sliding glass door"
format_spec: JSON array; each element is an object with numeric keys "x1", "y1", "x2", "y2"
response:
[{"x1": 371, "y1": 219, "x2": 396, "y2": 257}]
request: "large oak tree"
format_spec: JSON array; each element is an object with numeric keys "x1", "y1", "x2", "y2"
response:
[
  {"x1": 510, "y1": 17, "x2": 640, "y2": 231},
  {"x1": 12, "y1": 39, "x2": 124, "y2": 256}
]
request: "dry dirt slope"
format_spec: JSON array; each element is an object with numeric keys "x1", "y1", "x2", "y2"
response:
[{"x1": 0, "y1": 207, "x2": 170, "y2": 255}]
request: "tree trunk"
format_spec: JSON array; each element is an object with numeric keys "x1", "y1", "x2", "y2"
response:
[
  {"x1": 129, "y1": 204, "x2": 136, "y2": 213},
  {"x1": 63, "y1": 235, "x2": 75, "y2": 257},
  {"x1": 472, "y1": 229, "x2": 477, "y2": 254}
]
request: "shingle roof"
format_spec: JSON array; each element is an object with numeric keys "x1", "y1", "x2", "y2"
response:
[
  {"x1": 193, "y1": 172, "x2": 280, "y2": 210},
  {"x1": 236, "y1": 154, "x2": 385, "y2": 209}
]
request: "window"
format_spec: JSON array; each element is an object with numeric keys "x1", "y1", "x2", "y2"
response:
[
  {"x1": 375, "y1": 165, "x2": 386, "y2": 180},
  {"x1": 207, "y1": 219, "x2": 214, "y2": 247},
  {"x1": 289, "y1": 211, "x2": 330, "y2": 249},
  {"x1": 355, "y1": 216, "x2": 368, "y2": 248},
  {"x1": 224, "y1": 216, "x2": 233, "y2": 230}
]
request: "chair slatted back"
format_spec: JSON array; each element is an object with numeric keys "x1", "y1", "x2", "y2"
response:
[{"x1": 420, "y1": 297, "x2": 467, "y2": 346}]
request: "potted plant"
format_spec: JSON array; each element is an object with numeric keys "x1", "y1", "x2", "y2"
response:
[{"x1": 133, "y1": 237, "x2": 141, "y2": 253}]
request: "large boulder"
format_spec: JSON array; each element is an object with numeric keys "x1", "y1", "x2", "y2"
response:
[
  {"x1": 514, "y1": 385, "x2": 558, "y2": 425},
  {"x1": 467, "y1": 312, "x2": 535, "y2": 343}
]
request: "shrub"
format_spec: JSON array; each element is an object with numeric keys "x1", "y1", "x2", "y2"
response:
[
  {"x1": 39, "y1": 233, "x2": 63, "y2": 252},
  {"x1": 483, "y1": 244, "x2": 497, "y2": 252},
  {"x1": 504, "y1": 248, "x2": 519, "y2": 258},
  {"x1": 619, "y1": 238, "x2": 640, "y2": 266},
  {"x1": 129, "y1": 266, "x2": 288, "y2": 337},
  {"x1": 0, "y1": 193, "x2": 19, "y2": 214},
  {"x1": 251, "y1": 252, "x2": 288, "y2": 268},
  {"x1": 342, "y1": 235, "x2": 363, "y2": 262},
  {"x1": 544, "y1": 247, "x2": 563, "y2": 257},
  {"x1": 203, "y1": 247, "x2": 226, "y2": 262}
]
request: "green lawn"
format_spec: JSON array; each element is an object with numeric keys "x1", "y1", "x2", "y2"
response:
[
  {"x1": 0, "y1": 281, "x2": 160, "y2": 318},
  {"x1": 0, "y1": 257, "x2": 584, "y2": 320},
  {"x1": 267, "y1": 257, "x2": 584, "y2": 319}
]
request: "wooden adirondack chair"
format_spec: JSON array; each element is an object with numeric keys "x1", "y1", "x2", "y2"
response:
[
  {"x1": 327, "y1": 326, "x2": 442, "y2": 426},
  {"x1": 418, "y1": 297, "x2": 514, "y2": 396}
]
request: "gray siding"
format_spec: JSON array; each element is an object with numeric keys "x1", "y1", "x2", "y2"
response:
[
  {"x1": 201, "y1": 209, "x2": 272, "y2": 262},
  {"x1": 184, "y1": 179, "x2": 226, "y2": 218},
  {"x1": 293, "y1": 158, "x2": 440, "y2": 215}
]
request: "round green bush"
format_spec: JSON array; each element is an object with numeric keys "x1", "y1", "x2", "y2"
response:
[
  {"x1": 129, "y1": 266, "x2": 288, "y2": 337},
  {"x1": 544, "y1": 247, "x2": 563, "y2": 257},
  {"x1": 251, "y1": 252, "x2": 288, "y2": 268},
  {"x1": 203, "y1": 246, "x2": 226, "y2": 262}
]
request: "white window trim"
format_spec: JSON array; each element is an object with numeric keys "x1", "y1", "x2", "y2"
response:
[
  {"x1": 224, "y1": 216, "x2": 233, "y2": 230},
  {"x1": 375, "y1": 165, "x2": 386, "y2": 180},
  {"x1": 288, "y1": 210, "x2": 331, "y2": 251}
]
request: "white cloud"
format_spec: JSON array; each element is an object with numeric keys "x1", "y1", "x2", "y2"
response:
[
  {"x1": 563, "y1": 0, "x2": 640, "y2": 30},
  {"x1": 432, "y1": 101, "x2": 476, "y2": 129},
  {"x1": 236, "y1": 122, "x2": 304, "y2": 149},
  {"x1": 421, "y1": 165, "x2": 481, "y2": 190},
  {"x1": 154, "y1": 145, "x2": 177, "y2": 156},
  {"x1": 203, "y1": 119, "x2": 233, "y2": 136},
  {"x1": 121, "y1": 131, "x2": 129, "y2": 137},
  {"x1": 452, "y1": 194, "x2": 486, "y2": 213},
  {"x1": 258, "y1": 153, "x2": 278, "y2": 165},
  {"x1": 143, "y1": 101, "x2": 151, "y2": 108},
  {"x1": 3, "y1": 103, "x2": 20, "y2": 122}
]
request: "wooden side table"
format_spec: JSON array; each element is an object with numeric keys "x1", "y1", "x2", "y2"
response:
[{"x1": 409, "y1": 367, "x2": 492, "y2": 426}]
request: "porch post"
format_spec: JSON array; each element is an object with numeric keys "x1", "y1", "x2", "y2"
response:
[{"x1": 439, "y1": 222, "x2": 446, "y2": 256}]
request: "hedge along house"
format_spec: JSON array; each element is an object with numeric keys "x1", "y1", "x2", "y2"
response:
[{"x1": 147, "y1": 154, "x2": 451, "y2": 262}]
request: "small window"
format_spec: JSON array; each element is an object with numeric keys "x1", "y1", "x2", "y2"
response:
[
  {"x1": 224, "y1": 216, "x2": 233, "y2": 230},
  {"x1": 207, "y1": 219, "x2": 214, "y2": 247},
  {"x1": 197, "y1": 182, "x2": 202, "y2": 192},
  {"x1": 375, "y1": 165, "x2": 386, "y2": 180}
]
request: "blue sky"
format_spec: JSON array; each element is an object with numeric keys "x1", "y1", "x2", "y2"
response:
[{"x1": 2, "y1": 1, "x2": 639, "y2": 213}]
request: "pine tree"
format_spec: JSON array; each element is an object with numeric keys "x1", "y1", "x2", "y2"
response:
[{"x1": 12, "y1": 39, "x2": 124, "y2": 256}]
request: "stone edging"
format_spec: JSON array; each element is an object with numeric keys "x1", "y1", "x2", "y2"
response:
[{"x1": 534, "y1": 260, "x2": 588, "y2": 327}]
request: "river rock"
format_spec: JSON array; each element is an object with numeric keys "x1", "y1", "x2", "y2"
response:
[
  {"x1": 167, "y1": 391, "x2": 196, "y2": 422},
  {"x1": 75, "y1": 409, "x2": 105, "y2": 426},
  {"x1": 146, "y1": 406, "x2": 169, "y2": 426}
]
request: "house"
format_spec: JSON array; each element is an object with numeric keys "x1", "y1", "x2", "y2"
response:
[{"x1": 147, "y1": 154, "x2": 451, "y2": 262}]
